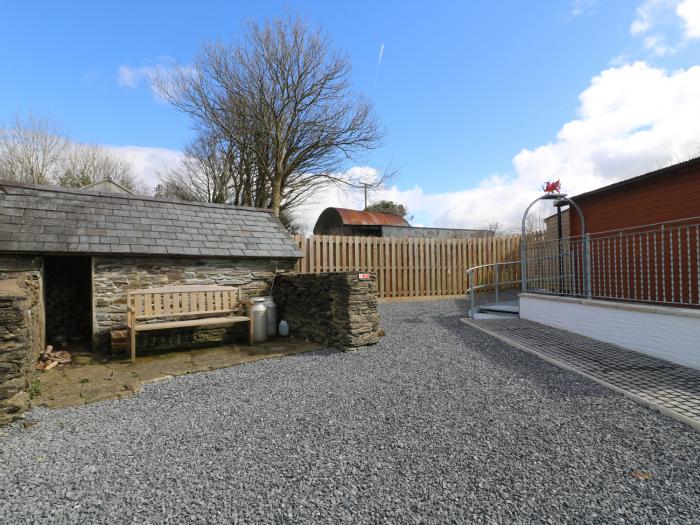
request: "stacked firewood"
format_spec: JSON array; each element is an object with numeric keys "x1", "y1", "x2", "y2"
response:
[{"x1": 35, "y1": 345, "x2": 72, "y2": 372}]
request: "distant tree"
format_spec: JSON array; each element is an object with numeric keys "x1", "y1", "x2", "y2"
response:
[
  {"x1": 155, "y1": 15, "x2": 386, "y2": 218},
  {"x1": 157, "y1": 131, "x2": 266, "y2": 206},
  {"x1": 365, "y1": 200, "x2": 409, "y2": 219},
  {"x1": 479, "y1": 217, "x2": 502, "y2": 236},
  {"x1": 0, "y1": 113, "x2": 69, "y2": 184},
  {"x1": 525, "y1": 209, "x2": 547, "y2": 234},
  {"x1": 57, "y1": 143, "x2": 143, "y2": 193},
  {"x1": 0, "y1": 112, "x2": 144, "y2": 192}
]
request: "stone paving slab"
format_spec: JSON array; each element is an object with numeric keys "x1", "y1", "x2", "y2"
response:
[
  {"x1": 462, "y1": 317, "x2": 700, "y2": 430},
  {"x1": 33, "y1": 338, "x2": 320, "y2": 409}
]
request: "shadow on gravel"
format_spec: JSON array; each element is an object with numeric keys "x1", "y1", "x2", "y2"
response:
[
  {"x1": 430, "y1": 303, "x2": 611, "y2": 399},
  {"x1": 283, "y1": 348, "x2": 342, "y2": 359}
]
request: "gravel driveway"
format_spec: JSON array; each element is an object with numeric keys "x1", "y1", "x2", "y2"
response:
[{"x1": 2, "y1": 299, "x2": 700, "y2": 523}]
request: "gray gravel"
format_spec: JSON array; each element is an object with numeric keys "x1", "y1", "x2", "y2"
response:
[{"x1": 2, "y1": 299, "x2": 700, "y2": 523}]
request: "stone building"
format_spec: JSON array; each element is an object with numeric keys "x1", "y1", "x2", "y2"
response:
[
  {"x1": 0, "y1": 181, "x2": 301, "y2": 423},
  {"x1": 80, "y1": 177, "x2": 135, "y2": 195}
]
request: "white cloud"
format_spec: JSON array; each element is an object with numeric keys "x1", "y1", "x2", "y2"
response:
[
  {"x1": 631, "y1": 0, "x2": 668, "y2": 35},
  {"x1": 343, "y1": 166, "x2": 381, "y2": 185},
  {"x1": 117, "y1": 65, "x2": 140, "y2": 88},
  {"x1": 570, "y1": 0, "x2": 597, "y2": 17},
  {"x1": 117, "y1": 57, "x2": 184, "y2": 99},
  {"x1": 677, "y1": 0, "x2": 700, "y2": 37},
  {"x1": 376, "y1": 43, "x2": 384, "y2": 71},
  {"x1": 643, "y1": 34, "x2": 672, "y2": 54},
  {"x1": 294, "y1": 62, "x2": 700, "y2": 234},
  {"x1": 117, "y1": 64, "x2": 161, "y2": 89},
  {"x1": 630, "y1": 0, "x2": 700, "y2": 53},
  {"x1": 106, "y1": 145, "x2": 182, "y2": 191}
]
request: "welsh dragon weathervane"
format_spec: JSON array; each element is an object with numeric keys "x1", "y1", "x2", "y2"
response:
[{"x1": 543, "y1": 180, "x2": 561, "y2": 193}]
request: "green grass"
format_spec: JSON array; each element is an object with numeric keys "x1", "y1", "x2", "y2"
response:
[{"x1": 27, "y1": 378, "x2": 42, "y2": 400}]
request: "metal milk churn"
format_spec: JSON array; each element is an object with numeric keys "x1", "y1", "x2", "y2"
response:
[
  {"x1": 251, "y1": 297, "x2": 268, "y2": 343},
  {"x1": 263, "y1": 296, "x2": 277, "y2": 337}
]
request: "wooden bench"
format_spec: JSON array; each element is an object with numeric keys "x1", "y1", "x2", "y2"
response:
[{"x1": 126, "y1": 285, "x2": 253, "y2": 364}]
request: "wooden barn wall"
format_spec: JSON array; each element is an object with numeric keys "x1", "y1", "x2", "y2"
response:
[{"x1": 570, "y1": 164, "x2": 700, "y2": 236}]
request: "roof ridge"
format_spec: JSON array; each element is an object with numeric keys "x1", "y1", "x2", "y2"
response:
[
  {"x1": 0, "y1": 180, "x2": 275, "y2": 214},
  {"x1": 572, "y1": 155, "x2": 700, "y2": 201},
  {"x1": 333, "y1": 206, "x2": 399, "y2": 215},
  {"x1": 0, "y1": 181, "x2": 301, "y2": 259}
]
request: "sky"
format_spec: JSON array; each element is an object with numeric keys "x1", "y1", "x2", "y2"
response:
[{"x1": 2, "y1": 0, "x2": 700, "y2": 232}]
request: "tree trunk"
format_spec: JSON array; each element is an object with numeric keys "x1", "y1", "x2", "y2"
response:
[{"x1": 271, "y1": 174, "x2": 283, "y2": 217}]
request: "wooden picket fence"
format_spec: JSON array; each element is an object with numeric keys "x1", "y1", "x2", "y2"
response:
[{"x1": 293, "y1": 234, "x2": 522, "y2": 300}]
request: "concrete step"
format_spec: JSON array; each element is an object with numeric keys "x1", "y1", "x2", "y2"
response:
[
  {"x1": 470, "y1": 301, "x2": 520, "y2": 320},
  {"x1": 480, "y1": 303, "x2": 519, "y2": 314},
  {"x1": 472, "y1": 311, "x2": 519, "y2": 320}
]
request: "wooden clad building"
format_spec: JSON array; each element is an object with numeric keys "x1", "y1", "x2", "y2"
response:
[
  {"x1": 539, "y1": 156, "x2": 700, "y2": 312},
  {"x1": 522, "y1": 157, "x2": 700, "y2": 372},
  {"x1": 569, "y1": 156, "x2": 700, "y2": 236}
]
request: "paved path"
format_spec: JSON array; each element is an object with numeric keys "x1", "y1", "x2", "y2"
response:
[
  {"x1": 1, "y1": 299, "x2": 699, "y2": 523},
  {"x1": 464, "y1": 317, "x2": 700, "y2": 430}
]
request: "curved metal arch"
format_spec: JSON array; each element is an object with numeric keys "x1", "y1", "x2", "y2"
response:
[{"x1": 520, "y1": 193, "x2": 590, "y2": 297}]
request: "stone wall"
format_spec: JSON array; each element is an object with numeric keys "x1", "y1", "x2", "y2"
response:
[
  {"x1": 273, "y1": 272, "x2": 379, "y2": 349},
  {"x1": 0, "y1": 256, "x2": 44, "y2": 425},
  {"x1": 92, "y1": 256, "x2": 295, "y2": 350}
]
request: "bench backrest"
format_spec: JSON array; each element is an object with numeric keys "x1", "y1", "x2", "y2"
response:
[{"x1": 128, "y1": 285, "x2": 241, "y2": 320}]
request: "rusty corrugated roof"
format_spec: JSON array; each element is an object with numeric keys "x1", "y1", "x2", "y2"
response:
[{"x1": 333, "y1": 208, "x2": 410, "y2": 227}]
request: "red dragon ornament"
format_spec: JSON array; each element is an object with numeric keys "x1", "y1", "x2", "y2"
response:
[{"x1": 543, "y1": 180, "x2": 561, "y2": 193}]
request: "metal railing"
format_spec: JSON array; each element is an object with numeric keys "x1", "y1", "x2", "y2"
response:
[
  {"x1": 522, "y1": 235, "x2": 589, "y2": 297},
  {"x1": 466, "y1": 217, "x2": 700, "y2": 316},
  {"x1": 523, "y1": 218, "x2": 700, "y2": 308},
  {"x1": 466, "y1": 260, "x2": 521, "y2": 316}
]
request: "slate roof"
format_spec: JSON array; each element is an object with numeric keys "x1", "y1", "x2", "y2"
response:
[{"x1": 0, "y1": 182, "x2": 302, "y2": 259}]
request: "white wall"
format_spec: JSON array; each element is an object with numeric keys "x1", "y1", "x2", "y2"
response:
[{"x1": 519, "y1": 293, "x2": 700, "y2": 370}]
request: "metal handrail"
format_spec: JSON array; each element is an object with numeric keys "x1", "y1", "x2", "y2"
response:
[
  {"x1": 519, "y1": 217, "x2": 700, "y2": 307},
  {"x1": 466, "y1": 260, "x2": 521, "y2": 317},
  {"x1": 466, "y1": 260, "x2": 521, "y2": 273}
]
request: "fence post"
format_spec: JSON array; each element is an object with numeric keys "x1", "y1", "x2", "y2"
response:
[
  {"x1": 520, "y1": 238, "x2": 527, "y2": 293},
  {"x1": 494, "y1": 261, "x2": 500, "y2": 303},
  {"x1": 584, "y1": 233, "x2": 592, "y2": 298},
  {"x1": 468, "y1": 269, "x2": 475, "y2": 317}
]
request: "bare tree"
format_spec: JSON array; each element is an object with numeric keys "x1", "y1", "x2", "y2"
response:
[
  {"x1": 479, "y1": 217, "x2": 502, "y2": 236},
  {"x1": 57, "y1": 143, "x2": 143, "y2": 192},
  {"x1": 158, "y1": 131, "x2": 264, "y2": 205},
  {"x1": 0, "y1": 113, "x2": 146, "y2": 193},
  {"x1": 155, "y1": 15, "x2": 385, "y2": 218},
  {"x1": 0, "y1": 113, "x2": 69, "y2": 184},
  {"x1": 525, "y1": 208, "x2": 548, "y2": 234}
]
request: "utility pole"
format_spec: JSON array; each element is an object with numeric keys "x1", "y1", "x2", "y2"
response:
[{"x1": 362, "y1": 182, "x2": 370, "y2": 209}]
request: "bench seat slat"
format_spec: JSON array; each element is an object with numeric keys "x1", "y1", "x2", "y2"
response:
[
  {"x1": 127, "y1": 285, "x2": 253, "y2": 364},
  {"x1": 134, "y1": 308, "x2": 238, "y2": 320},
  {"x1": 134, "y1": 316, "x2": 250, "y2": 332}
]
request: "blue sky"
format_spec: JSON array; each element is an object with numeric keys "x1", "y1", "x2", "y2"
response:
[{"x1": 2, "y1": 1, "x2": 700, "y2": 229}]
